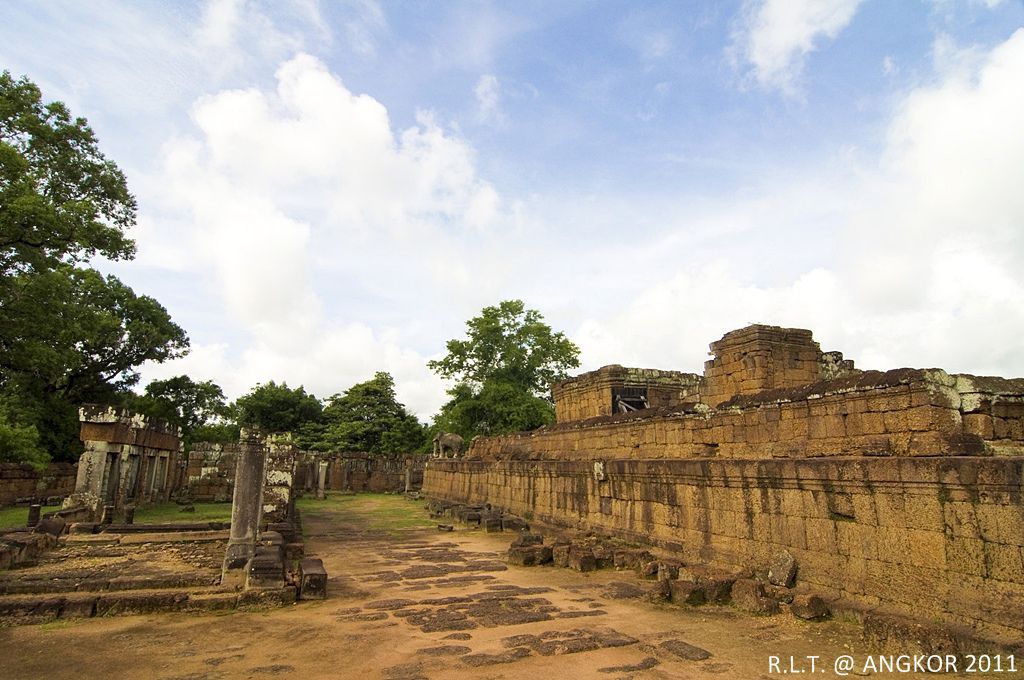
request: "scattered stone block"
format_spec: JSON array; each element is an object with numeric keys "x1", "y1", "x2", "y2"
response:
[
  {"x1": 638, "y1": 560, "x2": 659, "y2": 580},
  {"x1": 567, "y1": 545, "x2": 596, "y2": 572},
  {"x1": 659, "y1": 639, "x2": 712, "y2": 661},
  {"x1": 437, "y1": 524, "x2": 454, "y2": 532},
  {"x1": 484, "y1": 518, "x2": 502, "y2": 532},
  {"x1": 669, "y1": 580, "x2": 706, "y2": 606},
  {"x1": 731, "y1": 578, "x2": 780, "y2": 615},
  {"x1": 552, "y1": 544, "x2": 570, "y2": 568},
  {"x1": 657, "y1": 561, "x2": 679, "y2": 581},
  {"x1": 768, "y1": 550, "x2": 797, "y2": 587},
  {"x1": 644, "y1": 579, "x2": 671, "y2": 603},
  {"x1": 299, "y1": 557, "x2": 327, "y2": 600},
  {"x1": 33, "y1": 517, "x2": 65, "y2": 537},
  {"x1": 791, "y1": 594, "x2": 829, "y2": 620},
  {"x1": 507, "y1": 545, "x2": 552, "y2": 567},
  {"x1": 501, "y1": 517, "x2": 530, "y2": 532},
  {"x1": 510, "y1": 533, "x2": 543, "y2": 548}
]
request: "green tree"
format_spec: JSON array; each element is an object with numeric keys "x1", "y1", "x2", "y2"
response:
[
  {"x1": 131, "y1": 375, "x2": 229, "y2": 445},
  {"x1": 0, "y1": 72, "x2": 188, "y2": 463},
  {"x1": 0, "y1": 71, "x2": 135, "y2": 276},
  {"x1": 428, "y1": 299, "x2": 580, "y2": 395},
  {"x1": 0, "y1": 392, "x2": 48, "y2": 468},
  {"x1": 429, "y1": 300, "x2": 580, "y2": 440},
  {"x1": 235, "y1": 381, "x2": 322, "y2": 434},
  {"x1": 303, "y1": 372, "x2": 425, "y2": 453}
]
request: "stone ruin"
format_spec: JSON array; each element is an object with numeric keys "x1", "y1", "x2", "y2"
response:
[
  {"x1": 63, "y1": 405, "x2": 184, "y2": 522},
  {"x1": 185, "y1": 445, "x2": 426, "y2": 502},
  {"x1": 0, "y1": 416, "x2": 327, "y2": 625},
  {"x1": 424, "y1": 324, "x2": 1024, "y2": 651}
]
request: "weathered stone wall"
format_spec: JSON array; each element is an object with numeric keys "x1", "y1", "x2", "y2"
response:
[
  {"x1": 703, "y1": 325, "x2": 856, "y2": 408},
  {"x1": 553, "y1": 365, "x2": 704, "y2": 422},
  {"x1": 0, "y1": 463, "x2": 77, "y2": 506},
  {"x1": 324, "y1": 452, "x2": 424, "y2": 492},
  {"x1": 470, "y1": 369, "x2": 1024, "y2": 462},
  {"x1": 424, "y1": 456, "x2": 1024, "y2": 639},
  {"x1": 425, "y1": 325, "x2": 1024, "y2": 642},
  {"x1": 186, "y1": 443, "x2": 239, "y2": 501},
  {"x1": 65, "y1": 406, "x2": 182, "y2": 516}
]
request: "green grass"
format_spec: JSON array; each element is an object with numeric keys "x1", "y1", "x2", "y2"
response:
[
  {"x1": 0, "y1": 504, "x2": 32, "y2": 531},
  {"x1": 297, "y1": 492, "x2": 435, "y2": 535},
  {"x1": 133, "y1": 501, "x2": 233, "y2": 524}
]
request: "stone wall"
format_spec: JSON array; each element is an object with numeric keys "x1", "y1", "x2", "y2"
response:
[
  {"x1": 424, "y1": 456, "x2": 1024, "y2": 640},
  {"x1": 65, "y1": 406, "x2": 183, "y2": 517},
  {"x1": 424, "y1": 324, "x2": 1024, "y2": 643},
  {"x1": 186, "y1": 443, "x2": 239, "y2": 501},
  {"x1": 470, "y1": 369, "x2": 1024, "y2": 462},
  {"x1": 188, "y1": 444, "x2": 424, "y2": 498},
  {"x1": 324, "y1": 452, "x2": 424, "y2": 493},
  {"x1": 0, "y1": 463, "x2": 77, "y2": 507},
  {"x1": 553, "y1": 365, "x2": 703, "y2": 422}
]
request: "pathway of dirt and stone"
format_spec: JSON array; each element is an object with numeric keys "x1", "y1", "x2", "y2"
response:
[{"x1": 0, "y1": 494, "x2": 960, "y2": 679}]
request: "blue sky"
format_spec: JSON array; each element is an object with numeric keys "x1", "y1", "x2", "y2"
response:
[{"x1": 2, "y1": 0, "x2": 1023, "y2": 418}]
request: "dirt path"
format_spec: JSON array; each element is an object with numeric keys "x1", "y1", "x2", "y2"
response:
[{"x1": 0, "y1": 494, "x2": 962, "y2": 679}]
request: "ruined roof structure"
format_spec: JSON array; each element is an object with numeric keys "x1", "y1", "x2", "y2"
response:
[{"x1": 425, "y1": 324, "x2": 1024, "y2": 648}]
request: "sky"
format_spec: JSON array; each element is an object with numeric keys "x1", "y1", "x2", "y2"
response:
[{"x1": 2, "y1": 0, "x2": 1023, "y2": 420}]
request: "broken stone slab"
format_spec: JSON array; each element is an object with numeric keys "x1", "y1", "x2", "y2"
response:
[
  {"x1": 669, "y1": 580, "x2": 706, "y2": 606},
  {"x1": 299, "y1": 557, "x2": 327, "y2": 600},
  {"x1": 731, "y1": 578, "x2": 781, "y2": 615},
  {"x1": 657, "y1": 561, "x2": 680, "y2": 581},
  {"x1": 613, "y1": 549, "x2": 654, "y2": 571},
  {"x1": 510, "y1": 533, "x2": 543, "y2": 548},
  {"x1": 764, "y1": 583, "x2": 795, "y2": 604},
  {"x1": 552, "y1": 544, "x2": 570, "y2": 568},
  {"x1": 33, "y1": 517, "x2": 66, "y2": 537},
  {"x1": 644, "y1": 579, "x2": 671, "y2": 603},
  {"x1": 27, "y1": 504, "x2": 41, "y2": 528},
  {"x1": 791, "y1": 594, "x2": 830, "y2": 620},
  {"x1": 567, "y1": 545, "x2": 597, "y2": 572},
  {"x1": 659, "y1": 639, "x2": 712, "y2": 661},
  {"x1": 767, "y1": 550, "x2": 797, "y2": 587},
  {"x1": 501, "y1": 516, "x2": 530, "y2": 532},
  {"x1": 638, "y1": 560, "x2": 659, "y2": 580},
  {"x1": 507, "y1": 545, "x2": 552, "y2": 567},
  {"x1": 437, "y1": 524, "x2": 454, "y2": 532},
  {"x1": 483, "y1": 518, "x2": 502, "y2": 532}
]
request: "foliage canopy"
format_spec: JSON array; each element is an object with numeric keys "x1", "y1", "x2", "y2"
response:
[{"x1": 429, "y1": 300, "x2": 580, "y2": 441}]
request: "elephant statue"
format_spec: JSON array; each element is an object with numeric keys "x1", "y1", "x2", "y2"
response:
[{"x1": 432, "y1": 432, "x2": 464, "y2": 459}]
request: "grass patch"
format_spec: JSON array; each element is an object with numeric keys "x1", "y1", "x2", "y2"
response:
[
  {"x1": 297, "y1": 492, "x2": 435, "y2": 535},
  {"x1": 133, "y1": 501, "x2": 233, "y2": 524},
  {"x1": 0, "y1": 505, "x2": 32, "y2": 532}
]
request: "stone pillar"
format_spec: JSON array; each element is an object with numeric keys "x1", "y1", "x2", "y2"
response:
[
  {"x1": 27, "y1": 504, "x2": 41, "y2": 528},
  {"x1": 262, "y1": 435, "x2": 298, "y2": 524},
  {"x1": 340, "y1": 461, "x2": 350, "y2": 491},
  {"x1": 404, "y1": 457, "x2": 413, "y2": 494},
  {"x1": 222, "y1": 430, "x2": 266, "y2": 579},
  {"x1": 316, "y1": 461, "x2": 328, "y2": 499},
  {"x1": 100, "y1": 504, "x2": 115, "y2": 525}
]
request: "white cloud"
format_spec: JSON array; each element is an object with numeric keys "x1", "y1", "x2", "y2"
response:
[
  {"x1": 140, "y1": 52, "x2": 503, "y2": 418},
  {"x1": 734, "y1": 0, "x2": 864, "y2": 93},
  {"x1": 579, "y1": 29, "x2": 1024, "y2": 379},
  {"x1": 474, "y1": 73, "x2": 504, "y2": 124}
]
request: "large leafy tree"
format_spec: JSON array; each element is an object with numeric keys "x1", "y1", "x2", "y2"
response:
[
  {"x1": 235, "y1": 381, "x2": 322, "y2": 434},
  {"x1": 130, "y1": 375, "x2": 229, "y2": 446},
  {"x1": 0, "y1": 72, "x2": 188, "y2": 463},
  {"x1": 302, "y1": 372, "x2": 426, "y2": 453},
  {"x1": 429, "y1": 300, "x2": 580, "y2": 440}
]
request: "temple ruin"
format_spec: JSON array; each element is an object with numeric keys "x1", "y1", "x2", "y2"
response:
[{"x1": 424, "y1": 324, "x2": 1024, "y2": 645}]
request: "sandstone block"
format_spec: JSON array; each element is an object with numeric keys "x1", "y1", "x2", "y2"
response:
[
  {"x1": 768, "y1": 550, "x2": 797, "y2": 587},
  {"x1": 552, "y1": 544, "x2": 570, "y2": 568},
  {"x1": 791, "y1": 594, "x2": 829, "y2": 620},
  {"x1": 568, "y1": 545, "x2": 596, "y2": 572},
  {"x1": 669, "y1": 580, "x2": 706, "y2": 606},
  {"x1": 510, "y1": 533, "x2": 543, "y2": 548},
  {"x1": 732, "y1": 578, "x2": 780, "y2": 615}
]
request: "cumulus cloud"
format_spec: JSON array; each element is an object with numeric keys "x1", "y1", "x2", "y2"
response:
[
  {"x1": 579, "y1": 29, "x2": 1024, "y2": 379},
  {"x1": 141, "y1": 53, "x2": 508, "y2": 417},
  {"x1": 734, "y1": 0, "x2": 864, "y2": 93}
]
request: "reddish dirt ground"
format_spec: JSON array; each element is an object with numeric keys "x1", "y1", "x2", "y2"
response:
[{"x1": 0, "y1": 495, "x2": 1001, "y2": 679}]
